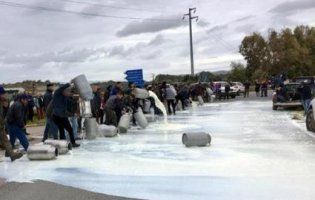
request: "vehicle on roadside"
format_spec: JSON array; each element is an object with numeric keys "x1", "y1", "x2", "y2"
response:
[
  {"x1": 213, "y1": 81, "x2": 237, "y2": 99},
  {"x1": 272, "y1": 82, "x2": 302, "y2": 110},
  {"x1": 231, "y1": 82, "x2": 245, "y2": 96},
  {"x1": 292, "y1": 76, "x2": 315, "y2": 85},
  {"x1": 306, "y1": 99, "x2": 315, "y2": 133}
]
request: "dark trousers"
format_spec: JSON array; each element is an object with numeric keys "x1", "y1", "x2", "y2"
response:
[
  {"x1": 28, "y1": 108, "x2": 34, "y2": 122},
  {"x1": 261, "y1": 89, "x2": 267, "y2": 97},
  {"x1": 104, "y1": 107, "x2": 117, "y2": 126},
  {"x1": 180, "y1": 99, "x2": 186, "y2": 110},
  {"x1": 99, "y1": 109, "x2": 104, "y2": 124},
  {"x1": 167, "y1": 100, "x2": 176, "y2": 114},
  {"x1": 244, "y1": 89, "x2": 250, "y2": 98},
  {"x1": 225, "y1": 92, "x2": 229, "y2": 99},
  {"x1": 42, "y1": 118, "x2": 58, "y2": 142},
  {"x1": 52, "y1": 115, "x2": 76, "y2": 144}
]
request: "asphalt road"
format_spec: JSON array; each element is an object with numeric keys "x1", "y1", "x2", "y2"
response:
[{"x1": 0, "y1": 180, "x2": 139, "y2": 200}]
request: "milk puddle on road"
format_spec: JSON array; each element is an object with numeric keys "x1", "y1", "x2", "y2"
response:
[{"x1": 1, "y1": 100, "x2": 315, "y2": 200}]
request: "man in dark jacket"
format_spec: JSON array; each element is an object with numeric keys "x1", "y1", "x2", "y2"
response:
[
  {"x1": 42, "y1": 83, "x2": 58, "y2": 142},
  {"x1": 0, "y1": 86, "x2": 23, "y2": 161},
  {"x1": 52, "y1": 83, "x2": 80, "y2": 148},
  {"x1": 244, "y1": 81, "x2": 251, "y2": 98},
  {"x1": 6, "y1": 94, "x2": 29, "y2": 151},
  {"x1": 225, "y1": 84, "x2": 230, "y2": 100},
  {"x1": 43, "y1": 83, "x2": 54, "y2": 110},
  {"x1": 91, "y1": 85, "x2": 102, "y2": 123}
]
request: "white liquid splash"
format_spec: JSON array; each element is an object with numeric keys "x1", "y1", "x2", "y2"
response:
[{"x1": 148, "y1": 90, "x2": 168, "y2": 123}]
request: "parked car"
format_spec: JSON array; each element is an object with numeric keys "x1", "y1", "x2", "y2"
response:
[
  {"x1": 292, "y1": 76, "x2": 315, "y2": 85},
  {"x1": 306, "y1": 99, "x2": 315, "y2": 133},
  {"x1": 231, "y1": 82, "x2": 245, "y2": 95},
  {"x1": 272, "y1": 82, "x2": 302, "y2": 110},
  {"x1": 213, "y1": 81, "x2": 237, "y2": 98}
]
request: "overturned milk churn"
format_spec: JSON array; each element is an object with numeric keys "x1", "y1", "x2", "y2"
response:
[
  {"x1": 72, "y1": 74, "x2": 93, "y2": 101},
  {"x1": 44, "y1": 139, "x2": 72, "y2": 155},
  {"x1": 118, "y1": 113, "x2": 132, "y2": 133},
  {"x1": 27, "y1": 145, "x2": 59, "y2": 161},
  {"x1": 85, "y1": 118, "x2": 98, "y2": 140},
  {"x1": 182, "y1": 132, "x2": 211, "y2": 147},
  {"x1": 134, "y1": 107, "x2": 148, "y2": 128},
  {"x1": 99, "y1": 124, "x2": 119, "y2": 137}
]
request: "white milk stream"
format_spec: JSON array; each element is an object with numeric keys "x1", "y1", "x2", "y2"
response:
[{"x1": 148, "y1": 90, "x2": 168, "y2": 123}]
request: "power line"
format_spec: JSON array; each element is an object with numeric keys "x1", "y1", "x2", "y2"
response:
[
  {"x1": 199, "y1": 25, "x2": 236, "y2": 52},
  {"x1": 61, "y1": 0, "x2": 163, "y2": 13},
  {"x1": 193, "y1": 0, "x2": 237, "y2": 53},
  {"x1": 0, "y1": 1, "x2": 180, "y2": 22}
]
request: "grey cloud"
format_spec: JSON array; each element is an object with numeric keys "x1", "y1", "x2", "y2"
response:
[
  {"x1": 233, "y1": 15, "x2": 255, "y2": 23},
  {"x1": 27, "y1": 0, "x2": 67, "y2": 15},
  {"x1": 108, "y1": 34, "x2": 167, "y2": 58},
  {"x1": 116, "y1": 15, "x2": 184, "y2": 37},
  {"x1": 140, "y1": 50, "x2": 162, "y2": 60},
  {"x1": 206, "y1": 15, "x2": 255, "y2": 34},
  {"x1": 0, "y1": 48, "x2": 105, "y2": 66},
  {"x1": 148, "y1": 34, "x2": 166, "y2": 46},
  {"x1": 269, "y1": 0, "x2": 315, "y2": 14},
  {"x1": 234, "y1": 23, "x2": 258, "y2": 34},
  {"x1": 197, "y1": 20, "x2": 210, "y2": 27}
]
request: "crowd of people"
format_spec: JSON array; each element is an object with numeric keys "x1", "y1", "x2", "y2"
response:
[{"x1": 0, "y1": 79, "x2": 271, "y2": 162}]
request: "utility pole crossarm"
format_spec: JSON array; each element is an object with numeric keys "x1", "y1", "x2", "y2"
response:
[{"x1": 183, "y1": 8, "x2": 198, "y2": 76}]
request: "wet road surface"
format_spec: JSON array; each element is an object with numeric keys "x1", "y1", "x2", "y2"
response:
[{"x1": 1, "y1": 99, "x2": 315, "y2": 200}]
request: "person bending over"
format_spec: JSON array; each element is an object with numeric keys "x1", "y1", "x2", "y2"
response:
[{"x1": 52, "y1": 82, "x2": 80, "y2": 148}]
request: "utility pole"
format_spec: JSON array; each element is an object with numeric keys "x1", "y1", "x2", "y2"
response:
[{"x1": 183, "y1": 8, "x2": 198, "y2": 76}]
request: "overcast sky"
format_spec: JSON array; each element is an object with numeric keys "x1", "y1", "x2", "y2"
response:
[{"x1": 0, "y1": 0, "x2": 314, "y2": 83}]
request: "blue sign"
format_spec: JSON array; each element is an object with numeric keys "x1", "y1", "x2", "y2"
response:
[{"x1": 125, "y1": 69, "x2": 145, "y2": 88}]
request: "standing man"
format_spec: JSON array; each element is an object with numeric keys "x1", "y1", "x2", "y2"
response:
[
  {"x1": 0, "y1": 86, "x2": 23, "y2": 161},
  {"x1": 52, "y1": 82, "x2": 80, "y2": 148},
  {"x1": 261, "y1": 81, "x2": 268, "y2": 97},
  {"x1": 37, "y1": 94, "x2": 44, "y2": 119},
  {"x1": 244, "y1": 81, "x2": 251, "y2": 98},
  {"x1": 165, "y1": 84, "x2": 177, "y2": 115},
  {"x1": 255, "y1": 80, "x2": 260, "y2": 97},
  {"x1": 225, "y1": 84, "x2": 230, "y2": 100},
  {"x1": 43, "y1": 83, "x2": 54, "y2": 110},
  {"x1": 5, "y1": 94, "x2": 30, "y2": 152},
  {"x1": 91, "y1": 85, "x2": 102, "y2": 123},
  {"x1": 42, "y1": 83, "x2": 58, "y2": 142},
  {"x1": 26, "y1": 92, "x2": 35, "y2": 122}
]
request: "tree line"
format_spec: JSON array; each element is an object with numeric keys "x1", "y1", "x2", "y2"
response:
[{"x1": 232, "y1": 25, "x2": 315, "y2": 82}]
